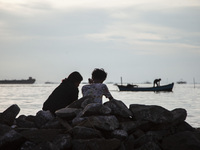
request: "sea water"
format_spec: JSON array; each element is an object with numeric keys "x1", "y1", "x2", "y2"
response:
[{"x1": 0, "y1": 83, "x2": 199, "y2": 127}]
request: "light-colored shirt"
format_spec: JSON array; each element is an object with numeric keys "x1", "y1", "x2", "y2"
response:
[{"x1": 82, "y1": 83, "x2": 112, "y2": 103}]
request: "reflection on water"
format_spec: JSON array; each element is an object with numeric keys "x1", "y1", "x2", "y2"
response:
[{"x1": 0, "y1": 83, "x2": 200, "y2": 127}]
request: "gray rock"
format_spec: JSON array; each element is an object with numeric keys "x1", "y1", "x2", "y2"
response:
[
  {"x1": 81, "y1": 115, "x2": 119, "y2": 131},
  {"x1": 104, "y1": 99, "x2": 133, "y2": 118},
  {"x1": 81, "y1": 97, "x2": 97, "y2": 108},
  {"x1": 123, "y1": 134, "x2": 135, "y2": 150},
  {"x1": 72, "y1": 117, "x2": 88, "y2": 127},
  {"x1": 20, "y1": 141, "x2": 37, "y2": 150},
  {"x1": 0, "y1": 124, "x2": 25, "y2": 150},
  {"x1": 67, "y1": 96, "x2": 92, "y2": 109},
  {"x1": 132, "y1": 129, "x2": 145, "y2": 139},
  {"x1": 55, "y1": 108, "x2": 81, "y2": 120},
  {"x1": 56, "y1": 117, "x2": 72, "y2": 131},
  {"x1": 33, "y1": 141, "x2": 59, "y2": 150},
  {"x1": 146, "y1": 130, "x2": 169, "y2": 141},
  {"x1": 162, "y1": 131, "x2": 200, "y2": 150},
  {"x1": 120, "y1": 121, "x2": 139, "y2": 133},
  {"x1": 52, "y1": 134, "x2": 72, "y2": 150},
  {"x1": 16, "y1": 115, "x2": 36, "y2": 128},
  {"x1": 41, "y1": 118, "x2": 64, "y2": 129},
  {"x1": 0, "y1": 104, "x2": 20, "y2": 126},
  {"x1": 20, "y1": 128, "x2": 63, "y2": 144},
  {"x1": 171, "y1": 108, "x2": 187, "y2": 123},
  {"x1": 134, "y1": 134, "x2": 160, "y2": 149},
  {"x1": 71, "y1": 126, "x2": 102, "y2": 139},
  {"x1": 79, "y1": 103, "x2": 111, "y2": 117},
  {"x1": 72, "y1": 138, "x2": 121, "y2": 150},
  {"x1": 130, "y1": 104, "x2": 173, "y2": 123},
  {"x1": 135, "y1": 141, "x2": 162, "y2": 150},
  {"x1": 111, "y1": 129, "x2": 128, "y2": 140},
  {"x1": 175, "y1": 121, "x2": 195, "y2": 133},
  {"x1": 34, "y1": 110, "x2": 54, "y2": 128}
]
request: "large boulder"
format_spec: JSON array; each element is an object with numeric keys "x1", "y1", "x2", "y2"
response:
[
  {"x1": 78, "y1": 103, "x2": 111, "y2": 117},
  {"x1": 0, "y1": 104, "x2": 20, "y2": 126},
  {"x1": 129, "y1": 104, "x2": 173, "y2": 124},
  {"x1": 34, "y1": 110, "x2": 54, "y2": 128},
  {"x1": 55, "y1": 108, "x2": 81, "y2": 120},
  {"x1": 120, "y1": 120, "x2": 140, "y2": 133},
  {"x1": 104, "y1": 99, "x2": 133, "y2": 118},
  {"x1": 67, "y1": 96, "x2": 94, "y2": 109},
  {"x1": 80, "y1": 115, "x2": 119, "y2": 131},
  {"x1": 171, "y1": 108, "x2": 187, "y2": 123}
]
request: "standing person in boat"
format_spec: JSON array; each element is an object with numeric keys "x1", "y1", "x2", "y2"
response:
[
  {"x1": 153, "y1": 78, "x2": 161, "y2": 87},
  {"x1": 82, "y1": 68, "x2": 113, "y2": 104},
  {"x1": 42, "y1": 71, "x2": 83, "y2": 114}
]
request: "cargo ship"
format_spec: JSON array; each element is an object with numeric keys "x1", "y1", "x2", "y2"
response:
[{"x1": 0, "y1": 77, "x2": 36, "y2": 84}]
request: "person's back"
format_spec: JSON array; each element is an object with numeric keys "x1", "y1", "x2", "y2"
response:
[
  {"x1": 153, "y1": 78, "x2": 161, "y2": 87},
  {"x1": 82, "y1": 83, "x2": 112, "y2": 103},
  {"x1": 42, "y1": 71, "x2": 83, "y2": 113},
  {"x1": 82, "y1": 68, "x2": 113, "y2": 103}
]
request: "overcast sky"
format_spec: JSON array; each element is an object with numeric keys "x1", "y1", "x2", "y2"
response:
[{"x1": 0, "y1": 0, "x2": 200, "y2": 84}]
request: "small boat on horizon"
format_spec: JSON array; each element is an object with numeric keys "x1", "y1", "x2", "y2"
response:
[
  {"x1": 116, "y1": 83, "x2": 174, "y2": 92},
  {"x1": 45, "y1": 81, "x2": 58, "y2": 84},
  {"x1": 177, "y1": 80, "x2": 187, "y2": 84},
  {"x1": 0, "y1": 77, "x2": 36, "y2": 84}
]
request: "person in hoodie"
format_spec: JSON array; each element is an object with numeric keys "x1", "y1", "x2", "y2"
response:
[{"x1": 42, "y1": 71, "x2": 83, "y2": 114}]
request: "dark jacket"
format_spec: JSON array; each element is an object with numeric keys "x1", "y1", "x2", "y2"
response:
[{"x1": 42, "y1": 79, "x2": 78, "y2": 113}]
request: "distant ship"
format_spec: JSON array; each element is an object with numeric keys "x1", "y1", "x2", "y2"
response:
[
  {"x1": 0, "y1": 77, "x2": 36, "y2": 84},
  {"x1": 177, "y1": 80, "x2": 187, "y2": 84},
  {"x1": 45, "y1": 81, "x2": 58, "y2": 84}
]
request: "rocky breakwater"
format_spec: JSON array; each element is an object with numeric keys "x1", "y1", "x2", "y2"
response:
[{"x1": 1, "y1": 97, "x2": 200, "y2": 150}]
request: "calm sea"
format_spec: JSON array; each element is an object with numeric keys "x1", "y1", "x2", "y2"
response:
[{"x1": 0, "y1": 83, "x2": 199, "y2": 127}]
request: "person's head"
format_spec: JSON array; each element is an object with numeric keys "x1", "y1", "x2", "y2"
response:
[
  {"x1": 68, "y1": 71, "x2": 83, "y2": 87},
  {"x1": 92, "y1": 68, "x2": 107, "y2": 83}
]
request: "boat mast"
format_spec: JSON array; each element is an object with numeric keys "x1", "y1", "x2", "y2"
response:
[
  {"x1": 121, "y1": 77, "x2": 123, "y2": 85},
  {"x1": 193, "y1": 77, "x2": 195, "y2": 88}
]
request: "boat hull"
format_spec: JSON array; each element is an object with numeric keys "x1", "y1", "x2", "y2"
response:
[
  {"x1": 117, "y1": 83, "x2": 174, "y2": 92},
  {"x1": 0, "y1": 77, "x2": 36, "y2": 84}
]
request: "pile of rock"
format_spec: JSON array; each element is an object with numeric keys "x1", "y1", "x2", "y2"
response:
[{"x1": 1, "y1": 96, "x2": 200, "y2": 150}]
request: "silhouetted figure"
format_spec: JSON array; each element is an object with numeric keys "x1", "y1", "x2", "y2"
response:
[
  {"x1": 82, "y1": 68, "x2": 113, "y2": 104},
  {"x1": 42, "y1": 71, "x2": 83, "y2": 114},
  {"x1": 153, "y1": 78, "x2": 161, "y2": 87}
]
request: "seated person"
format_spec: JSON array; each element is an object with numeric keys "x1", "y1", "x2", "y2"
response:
[
  {"x1": 153, "y1": 78, "x2": 161, "y2": 87},
  {"x1": 82, "y1": 68, "x2": 113, "y2": 104},
  {"x1": 42, "y1": 71, "x2": 83, "y2": 114}
]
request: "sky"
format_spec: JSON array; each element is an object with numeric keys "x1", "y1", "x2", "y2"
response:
[{"x1": 0, "y1": 0, "x2": 200, "y2": 84}]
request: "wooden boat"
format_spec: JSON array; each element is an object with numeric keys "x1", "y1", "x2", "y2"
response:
[{"x1": 116, "y1": 83, "x2": 174, "y2": 92}]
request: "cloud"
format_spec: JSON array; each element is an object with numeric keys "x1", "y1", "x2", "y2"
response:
[{"x1": 0, "y1": 0, "x2": 200, "y2": 82}]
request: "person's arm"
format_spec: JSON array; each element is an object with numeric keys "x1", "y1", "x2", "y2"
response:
[
  {"x1": 108, "y1": 96, "x2": 114, "y2": 101},
  {"x1": 102, "y1": 84, "x2": 114, "y2": 100},
  {"x1": 88, "y1": 78, "x2": 93, "y2": 84}
]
